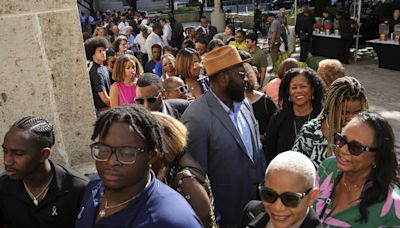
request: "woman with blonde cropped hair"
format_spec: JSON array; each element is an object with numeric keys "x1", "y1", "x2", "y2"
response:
[{"x1": 151, "y1": 112, "x2": 217, "y2": 228}]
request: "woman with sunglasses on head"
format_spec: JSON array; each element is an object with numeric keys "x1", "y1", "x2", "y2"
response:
[
  {"x1": 315, "y1": 112, "x2": 400, "y2": 227},
  {"x1": 151, "y1": 112, "x2": 218, "y2": 228},
  {"x1": 265, "y1": 68, "x2": 325, "y2": 166},
  {"x1": 242, "y1": 151, "x2": 322, "y2": 228},
  {"x1": 293, "y1": 76, "x2": 368, "y2": 168},
  {"x1": 175, "y1": 48, "x2": 209, "y2": 99},
  {"x1": 109, "y1": 54, "x2": 143, "y2": 107}
]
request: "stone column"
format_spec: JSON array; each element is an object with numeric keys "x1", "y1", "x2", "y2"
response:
[
  {"x1": 211, "y1": 0, "x2": 225, "y2": 33},
  {"x1": 0, "y1": 0, "x2": 96, "y2": 172}
]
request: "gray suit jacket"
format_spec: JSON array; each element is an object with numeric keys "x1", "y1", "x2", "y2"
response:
[{"x1": 181, "y1": 91, "x2": 266, "y2": 225}]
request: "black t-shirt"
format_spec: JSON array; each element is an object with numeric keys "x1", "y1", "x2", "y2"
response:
[
  {"x1": 88, "y1": 62, "x2": 110, "y2": 109},
  {"x1": 0, "y1": 161, "x2": 88, "y2": 228}
]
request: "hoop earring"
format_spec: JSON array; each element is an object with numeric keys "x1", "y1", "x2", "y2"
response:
[
  {"x1": 288, "y1": 97, "x2": 292, "y2": 101},
  {"x1": 312, "y1": 95, "x2": 314, "y2": 100}
]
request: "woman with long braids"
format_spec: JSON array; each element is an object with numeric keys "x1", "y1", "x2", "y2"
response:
[{"x1": 293, "y1": 76, "x2": 368, "y2": 168}]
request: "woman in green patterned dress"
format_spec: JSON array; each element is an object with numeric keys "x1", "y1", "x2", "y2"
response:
[{"x1": 315, "y1": 112, "x2": 400, "y2": 227}]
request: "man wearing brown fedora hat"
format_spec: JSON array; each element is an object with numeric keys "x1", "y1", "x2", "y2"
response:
[{"x1": 181, "y1": 45, "x2": 266, "y2": 227}]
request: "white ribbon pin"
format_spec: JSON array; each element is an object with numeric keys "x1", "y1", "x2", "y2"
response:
[{"x1": 51, "y1": 206, "x2": 58, "y2": 216}]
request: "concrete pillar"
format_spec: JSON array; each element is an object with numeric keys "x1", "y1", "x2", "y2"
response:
[
  {"x1": 211, "y1": 0, "x2": 225, "y2": 33},
  {"x1": 0, "y1": 0, "x2": 96, "y2": 171}
]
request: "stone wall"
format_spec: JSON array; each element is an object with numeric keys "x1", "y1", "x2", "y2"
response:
[{"x1": 0, "y1": 0, "x2": 96, "y2": 171}]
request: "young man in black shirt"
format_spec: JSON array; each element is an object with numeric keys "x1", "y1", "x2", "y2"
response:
[
  {"x1": 85, "y1": 37, "x2": 111, "y2": 115},
  {"x1": 0, "y1": 116, "x2": 88, "y2": 228}
]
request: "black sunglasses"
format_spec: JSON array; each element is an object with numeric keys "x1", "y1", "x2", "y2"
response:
[
  {"x1": 135, "y1": 93, "x2": 160, "y2": 104},
  {"x1": 334, "y1": 132, "x2": 378, "y2": 156},
  {"x1": 259, "y1": 186, "x2": 312, "y2": 208}
]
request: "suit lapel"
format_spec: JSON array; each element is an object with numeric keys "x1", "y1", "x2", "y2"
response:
[{"x1": 205, "y1": 92, "x2": 249, "y2": 157}]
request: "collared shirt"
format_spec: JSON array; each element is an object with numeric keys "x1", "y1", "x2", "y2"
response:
[
  {"x1": 75, "y1": 171, "x2": 202, "y2": 228},
  {"x1": 0, "y1": 161, "x2": 88, "y2": 228},
  {"x1": 209, "y1": 89, "x2": 254, "y2": 160}
]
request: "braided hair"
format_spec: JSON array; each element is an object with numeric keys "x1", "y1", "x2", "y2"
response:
[
  {"x1": 92, "y1": 105, "x2": 163, "y2": 153},
  {"x1": 318, "y1": 76, "x2": 368, "y2": 156},
  {"x1": 11, "y1": 116, "x2": 55, "y2": 150}
]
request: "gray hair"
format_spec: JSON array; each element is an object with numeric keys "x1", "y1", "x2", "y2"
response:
[{"x1": 266, "y1": 151, "x2": 316, "y2": 188}]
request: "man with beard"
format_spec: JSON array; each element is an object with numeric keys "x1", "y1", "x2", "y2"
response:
[{"x1": 181, "y1": 45, "x2": 266, "y2": 228}]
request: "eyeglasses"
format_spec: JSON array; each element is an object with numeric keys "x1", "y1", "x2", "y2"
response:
[
  {"x1": 135, "y1": 93, "x2": 161, "y2": 104},
  {"x1": 259, "y1": 186, "x2": 312, "y2": 208},
  {"x1": 90, "y1": 142, "x2": 146, "y2": 165},
  {"x1": 334, "y1": 132, "x2": 378, "y2": 156}
]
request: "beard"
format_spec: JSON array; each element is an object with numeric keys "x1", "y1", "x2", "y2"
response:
[{"x1": 226, "y1": 78, "x2": 245, "y2": 102}]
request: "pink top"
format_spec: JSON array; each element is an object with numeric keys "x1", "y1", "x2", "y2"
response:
[
  {"x1": 116, "y1": 81, "x2": 136, "y2": 105},
  {"x1": 263, "y1": 78, "x2": 281, "y2": 107}
]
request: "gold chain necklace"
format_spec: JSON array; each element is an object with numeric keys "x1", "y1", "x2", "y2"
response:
[
  {"x1": 23, "y1": 174, "x2": 54, "y2": 206},
  {"x1": 98, "y1": 177, "x2": 151, "y2": 218},
  {"x1": 342, "y1": 177, "x2": 363, "y2": 193}
]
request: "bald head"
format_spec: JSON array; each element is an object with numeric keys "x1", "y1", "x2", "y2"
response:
[{"x1": 162, "y1": 76, "x2": 187, "y2": 99}]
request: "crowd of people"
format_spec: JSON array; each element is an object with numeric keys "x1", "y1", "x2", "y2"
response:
[{"x1": 1, "y1": 6, "x2": 400, "y2": 228}]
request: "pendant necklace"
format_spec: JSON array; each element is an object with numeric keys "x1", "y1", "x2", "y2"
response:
[
  {"x1": 293, "y1": 113, "x2": 311, "y2": 137},
  {"x1": 99, "y1": 177, "x2": 151, "y2": 218},
  {"x1": 23, "y1": 174, "x2": 54, "y2": 206}
]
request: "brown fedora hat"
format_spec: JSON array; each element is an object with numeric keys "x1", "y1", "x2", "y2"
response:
[{"x1": 203, "y1": 45, "x2": 244, "y2": 76}]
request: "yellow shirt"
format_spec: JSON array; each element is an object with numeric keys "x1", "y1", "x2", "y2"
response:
[{"x1": 229, "y1": 40, "x2": 247, "y2": 51}]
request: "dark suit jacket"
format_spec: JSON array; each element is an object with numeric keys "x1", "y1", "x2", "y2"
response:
[
  {"x1": 181, "y1": 91, "x2": 266, "y2": 225},
  {"x1": 196, "y1": 25, "x2": 218, "y2": 42},
  {"x1": 163, "y1": 98, "x2": 190, "y2": 119},
  {"x1": 242, "y1": 200, "x2": 322, "y2": 228}
]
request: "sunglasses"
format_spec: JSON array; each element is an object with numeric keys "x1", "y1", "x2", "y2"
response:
[
  {"x1": 135, "y1": 93, "x2": 160, "y2": 104},
  {"x1": 259, "y1": 186, "x2": 312, "y2": 208},
  {"x1": 334, "y1": 132, "x2": 378, "y2": 156},
  {"x1": 168, "y1": 85, "x2": 188, "y2": 94},
  {"x1": 90, "y1": 142, "x2": 146, "y2": 165}
]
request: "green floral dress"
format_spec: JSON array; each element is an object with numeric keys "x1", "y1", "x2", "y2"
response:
[{"x1": 315, "y1": 157, "x2": 400, "y2": 227}]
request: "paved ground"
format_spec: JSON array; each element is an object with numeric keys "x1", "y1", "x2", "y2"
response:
[{"x1": 341, "y1": 52, "x2": 400, "y2": 156}]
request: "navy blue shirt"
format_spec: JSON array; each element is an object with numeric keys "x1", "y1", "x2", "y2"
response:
[
  {"x1": 75, "y1": 171, "x2": 202, "y2": 228},
  {"x1": 88, "y1": 62, "x2": 110, "y2": 109}
]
